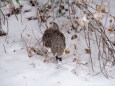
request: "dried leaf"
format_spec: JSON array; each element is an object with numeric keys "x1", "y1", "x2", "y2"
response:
[
  {"x1": 113, "y1": 17, "x2": 115, "y2": 19},
  {"x1": 28, "y1": 50, "x2": 33, "y2": 57},
  {"x1": 26, "y1": 34, "x2": 31, "y2": 37},
  {"x1": 6, "y1": 13, "x2": 11, "y2": 17},
  {"x1": 24, "y1": 9, "x2": 31, "y2": 13},
  {"x1": 71, "y1": 35, "x2": 77, "y2": 40},
  {"x1": 109, "y1": 20, "x2": 112, "y2": 23},
  {"x1": 74, "y1": 44, "x2": 77, "y2": 50},
  {"x1": 0, "y1": 30, "x2": 7, "y2": 36},
  {"x1": 98, "y1": 22, "x2": 102, "y2": 26},
  {"x1": 29, "y1": 0, "x2": 36, "y2": 6},
  {"x1": 47, "y1": 5, "x2": 51, "y2": 9},
  {"x1": 96, "y1": 5, "x2": 101, "y2": 10},
  {"x1": 73, "y1": 58, "x2": 76, "y2": 62},
  {"x1": 85, "y1": 49, "x2": 91, "y2": 54},
  {"x1": 101, "y1": 9, "x2": 107, "y2": 13},
  {"x1": 65, "y1": 50, "x2": 70, "y2": 54},
  {"x1": 27, "y1": 17, "x2": 32, "y2": 20},
  {"x1": 27, "y1": 46, "x2": 34, "y2": 57},
  {"x1": 108, "y1": 28, "x2": 113, "y2": 32}
]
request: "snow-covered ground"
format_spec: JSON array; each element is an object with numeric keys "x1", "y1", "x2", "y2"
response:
[{"x1": 0, "y1": 0, "x2": 115, "y2": 86}]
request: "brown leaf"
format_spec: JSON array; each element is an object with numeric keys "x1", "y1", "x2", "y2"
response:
[
  {"x1": 74, "y1": 44, "x2": 77, "y2": 50},
  {"x1": 71, "y1": 35, "x2": 77, "y2": 40},
  {"x1": 6, "y1": 13, "x2": 11, "y2": 17},
  {"x1": 0, "y1": 30, "x2": 7, "y2": 36},
  {"x1": 29, "y1": 0, "x2": 36, "y2": 6},
  {"x1": 24, "y1": 9, "x2": 31, "y2": 13},
  {"x1": 110, "y1": 20, "x2": 112, "y2": 23},
  {"x1": 85, "y1": 49, "x2": 91, "y2": 54},
  {"x1": 65, "y1": 50, "x2": 70, "y2": 54},
  {"x1": 27, "y1": 46, "x2": 34, "y2": 57},
  {"x1": 28, "y1": 50, "x2": 33, "y2": 57},
  {"x1": 101, "y1": 9, "x2": 107, "y2": 13},
  {"x1": 113, "y1": 17, "x2": 115, "y2": 19},
  {"x1": 108, "y1": 28, "x2": 113, "y2": 32},
  {"x1": 96, "y1": 5, "x2": 101, "y2": 10},
  {"x1": 27, "y1": 17, "x2": 32, "y2": 20},
  {"x1": 47, "y1": 5, "x2": 51, "y2": 9},
  {"x1": 93, "y1": 11, "x2": 101, "y2": 20}
]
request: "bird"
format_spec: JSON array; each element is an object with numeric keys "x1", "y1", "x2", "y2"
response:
[{"x1": 42, "y1": 22, "x2": 66, "y2": 63}]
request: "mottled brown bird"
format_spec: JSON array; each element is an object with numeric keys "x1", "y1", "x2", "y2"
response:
[{"x1": 42, "y1": 22, "x2": 66, "y2": 63}]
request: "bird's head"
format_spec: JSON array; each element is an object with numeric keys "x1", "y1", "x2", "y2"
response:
[{"x1": 50, "y1": 22, "x2": 59, "y2": 30}]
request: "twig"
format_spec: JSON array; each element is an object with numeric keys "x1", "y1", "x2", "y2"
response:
[{"x1": 3, "y1": 44, "x2": 7, "y2": 53}]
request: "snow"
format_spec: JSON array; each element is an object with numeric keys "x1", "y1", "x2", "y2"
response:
[{"x1": 0, "y1": 0, "x2": 115, "y2": 86}]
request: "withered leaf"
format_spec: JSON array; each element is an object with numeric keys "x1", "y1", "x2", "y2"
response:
[
  {"x1": 113, "y1": 17, "x2": 115, "y2": 19},
  {"x1": 28, "y1": 50, "x2": 33, "y2": 57},
  {"x1": 108, "y1": 28, "x2": 113, "y2": 32},
  {"x1": 74, "y1": 44, "x2": 77, "y2": 50},
  {"x1": 71, "y1": 35, "x2": 77, "y2": 40},
  {"x1": 85, "y1": 49, "x2": 91, "y2": 54},
  {"x1": 101, "y1": 9, "x2": 107, "y2": 13},
  {"x1": 110, "y1": 20, "x2": 112, "y2": 23},
  {"x1": 65, "y1": 50, "x2": 70, "y2": 54},
  {"x1": 96, "y1": 5, "x2": 101, "y2": 10}
]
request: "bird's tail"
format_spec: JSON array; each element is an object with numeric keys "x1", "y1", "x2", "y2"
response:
[{"x1": 56, "y1": 55, "x2": 62, "y2": 64}]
